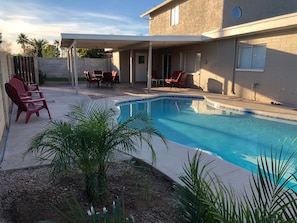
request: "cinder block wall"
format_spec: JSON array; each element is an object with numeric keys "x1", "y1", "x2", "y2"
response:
[{"x1": 37, "y1": 57, "x2": 111, "y2": 78}]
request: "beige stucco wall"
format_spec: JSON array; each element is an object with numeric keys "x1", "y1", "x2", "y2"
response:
[
  {"x1": 149, "y1": 0, "x2": 224, "y2": 35},
  {"x1": 0, "y1": 52, "x2": 14, "y2": 148},
  {"x1": 233, "y1": 29, "x2": 297, "y2": 106},
  {"x1": 149, "y1": 0, "x2": 297, "y2": 35},
  {"x1": 187, "y1": 29, "x2": 297, "y2": 106},
  {"x1": 150, "y1": 26, "x2": 297, "y2": 106},
  {"x1": 119, "y1": 51, "x2": 130, "y2": 83},
  {"x1": 197, "y1": 40, "x2": 235, "y2": 95},
  {"x1": 222, "y1": 0, "x2": 297, "y2": 28}
]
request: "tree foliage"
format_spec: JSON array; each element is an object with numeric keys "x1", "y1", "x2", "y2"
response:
[
  {"x1": 16, "y1": 33, "x2": 29, "y2": 55},
  {"x1": 29, "y1": 38, "x2": 48, "y2": 57},
  {"x1": 16, "y1": 33, "x2": 59, "y2": 57},
  {"x1": 77, "y1": 48, "x2": 105, "y2": 58}
]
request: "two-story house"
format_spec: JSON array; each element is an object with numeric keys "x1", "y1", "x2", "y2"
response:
[
  {"x1": 61, "y1": 0, "x2": 297, "y2": 106},
  {"x1": 140, "y1": 0, "x2": 297, "y2": 106}
]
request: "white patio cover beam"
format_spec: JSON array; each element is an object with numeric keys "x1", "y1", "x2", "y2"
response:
[{"x1": 147, "y1": 42, "x2": 152, "y2": 92}]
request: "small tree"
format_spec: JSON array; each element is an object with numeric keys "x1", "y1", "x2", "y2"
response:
[
  {"x1": 77, "y1": 48, "x2": 105, "y2": 58},
  {"x1": 24, "y1": 99, "x2": 167, "y2": 201},
  {"x1": 42, "y1": 44, "x2": 56, "y2": 58}
]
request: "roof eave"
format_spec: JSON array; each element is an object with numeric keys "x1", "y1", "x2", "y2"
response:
[
  {"x1": 202, "y1": 12, "x2": 297, "y2": 40},
  {"x1": 140, "y1": 0, "x2": 174, "y2": 18}
]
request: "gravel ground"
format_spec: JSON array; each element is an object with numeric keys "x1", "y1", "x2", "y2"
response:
[{"x1": 0, "y1": 158, "x2": 179, "y2": 223}]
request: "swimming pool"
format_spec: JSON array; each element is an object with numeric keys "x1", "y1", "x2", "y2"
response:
[{"x1": 116, "y1": 96, "x2": 297, "y2": 183}]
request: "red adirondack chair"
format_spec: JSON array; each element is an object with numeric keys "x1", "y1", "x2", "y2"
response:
[
  {"x1": 9, "y1": 77, "x2": 42, "y2": 99},
  {"x1": 5, "y1": 83, "x2": 51, "y2": 123},
  {"x1": 12, "y1": 74, "x2": 39, "y2": 91}
]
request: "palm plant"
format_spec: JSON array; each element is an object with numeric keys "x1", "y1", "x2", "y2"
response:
[
  {"x1": 24, "y1": 99, "x2": 167, "y2": 201},
  {"x1": 16, "y1": 33, "x2": 29, "y2": 55},
  {"x1": 176, "y1": 145, "x2": 297, "y2": 223},
  {"x1": 29, "y1": 38, "x2": 48, "y2": 57}
]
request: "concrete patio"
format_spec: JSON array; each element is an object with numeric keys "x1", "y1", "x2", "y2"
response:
[{"x1": 1, "y1": 82, "x2": 297, "y2": 196}]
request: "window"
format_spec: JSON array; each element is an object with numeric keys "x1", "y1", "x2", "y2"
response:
[
  {"x1": 171, "y1": 5, "x2": 179, "y2": 26},
  {"x1": 184, "y1": 52, "x2": 201, "y2": 73},
  {"x1": 138, "y1": 55, "x2": 144, "y2": 64},
  {"x1": 237, "y1": 45, "x2": 266, "y2": 71}
]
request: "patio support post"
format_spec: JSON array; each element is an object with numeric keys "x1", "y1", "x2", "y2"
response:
[
  {"x1": 147, "y1": 41, "x2": 152, "y2": 93},
  {"x1": 70, "y1": 40, "x2": 78, "y2": 94},
  {"x1": 68, "y1": 49, "x2": 74, "y2": 88},
  {"x1": 129, "y1": 49, "x2": 133, "y2": 86}
]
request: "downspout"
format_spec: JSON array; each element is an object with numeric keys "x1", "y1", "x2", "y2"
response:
[
  {"x1": 231, "y1": 37, "x2": 237, "y2": 94},
  {"x1": 147, "y1": 41, "x2": 152, "y2": 93}
]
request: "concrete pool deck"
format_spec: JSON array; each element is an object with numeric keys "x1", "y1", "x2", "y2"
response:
[{"x1": 1, "y1": 82, "x2": 297, "y2": 196}]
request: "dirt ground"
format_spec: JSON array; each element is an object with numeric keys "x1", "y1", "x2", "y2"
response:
[{"x1": 0, "y1": 158, "x2": 179, "y2": 223}]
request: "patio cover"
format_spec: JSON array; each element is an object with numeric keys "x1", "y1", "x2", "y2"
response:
[{"x1": 60, "y1": 33, "x2": 203, "y2": 93}]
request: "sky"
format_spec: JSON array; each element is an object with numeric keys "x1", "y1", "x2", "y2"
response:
[{"x1": 0, "y1": 0, "x2": 164, "y2": 54}]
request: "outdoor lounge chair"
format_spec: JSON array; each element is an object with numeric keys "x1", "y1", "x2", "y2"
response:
[
  {"x1": 173, "y1": 71, "x2": 187, "y2": 88},
  {"x1": 165, "y1": 71, "x2": 186, "y2": 87},
  {"x1": 5, "y1": 83, "x2": 51, "y2": 123}
]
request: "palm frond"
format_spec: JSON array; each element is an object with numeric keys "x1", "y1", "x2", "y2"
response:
[{"x1": 244, "y1": 145, "x2": 297, "y2": 222}]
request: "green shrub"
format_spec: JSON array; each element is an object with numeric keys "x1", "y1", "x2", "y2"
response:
[
  {"x1": 38, "y1": 70, "x2": 46, "y2": 85},
  {"x1": 176, "y1": 146, "x2": 297, "y2": 223}
]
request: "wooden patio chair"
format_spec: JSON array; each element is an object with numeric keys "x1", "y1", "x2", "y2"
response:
[
  {"x1": 112, "y1": 70, "x2": 119, "y2": 83},
  {"x1": 9, "y1": 77, "x2": 42, "y2": 99},
  {"x1": 5, "y1": 83, "x2": 51, "y2": 123},
  {"x1": 84, "y1": 70, "x2": 99, "y2": 87},
  {"x1": 12, "y1": 74, "x2": 39, "y2": 91},
  {"x1": 101, "y1": 71, "x2": 114, "y2": 87}
]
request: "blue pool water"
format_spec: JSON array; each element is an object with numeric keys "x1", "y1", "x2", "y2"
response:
[{"x1": 116, "y1": 96, "x2": 297, "y2": 184}]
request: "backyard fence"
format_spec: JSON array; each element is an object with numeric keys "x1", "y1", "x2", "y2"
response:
[{"x1": 13, "y1": 56, "x2": 37, "y2": 83}]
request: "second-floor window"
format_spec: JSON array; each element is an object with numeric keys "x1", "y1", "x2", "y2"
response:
[
  {"x1": 171, "y1": 5, "x2": 179, "y2": 26},
  {"x1": 237, "y1": 45, "x2": 266, "y2": 71}
]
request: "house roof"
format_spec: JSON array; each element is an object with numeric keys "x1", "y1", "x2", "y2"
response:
[
  {"x1": 140, "y1": 0, "x2": 176, "y2": 19},
  {"x1": 59, "y1": 33, "x2": 202, "y2": 50}
]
